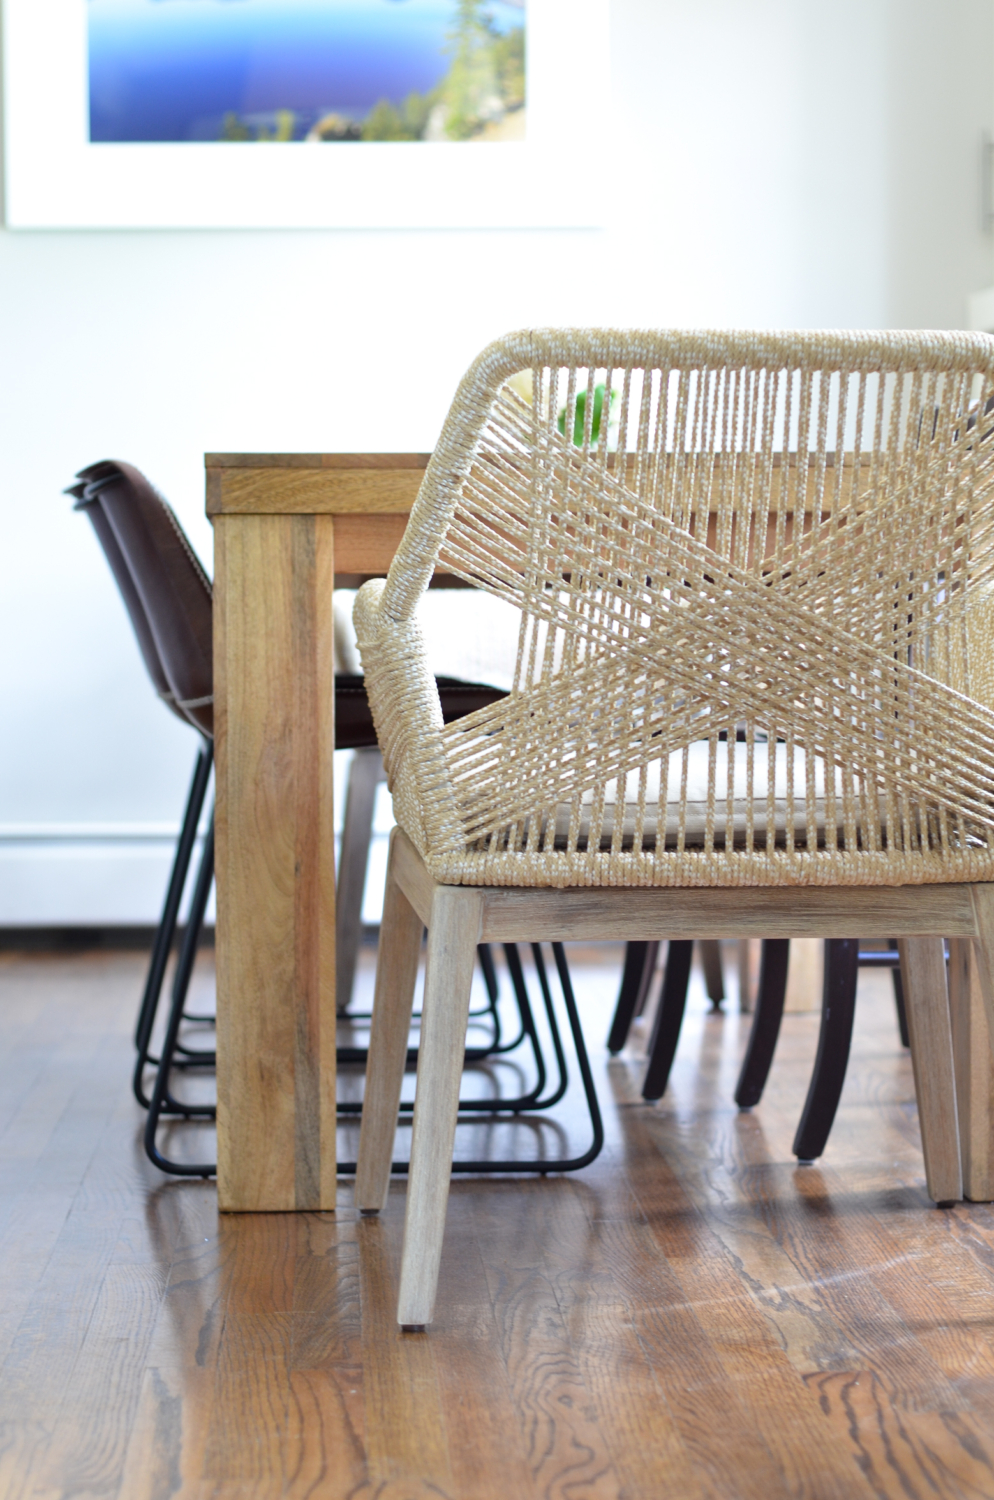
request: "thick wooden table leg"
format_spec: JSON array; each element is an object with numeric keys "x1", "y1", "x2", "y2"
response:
[
  {"x1": 948, "y1": 938, "x2": 994, "y2": 1201},
  {"x1": 213, "y1": 513, "x2": 337, "y2": 1211}
]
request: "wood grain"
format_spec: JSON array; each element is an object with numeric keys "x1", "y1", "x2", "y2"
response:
[
  {"x1": 609, "y1": 1139, "x2": 873, "y2": 1499},
  {"x1": 396, "y1": 886, "x2": 484, "y2": 1328},
  {"x1": 358, "y1": 1212, "x2": 454, "y2": 1492},
  {"x1": 393, "y1": 830, "x2": 981, "y2": 945},
  {"x1": 206, "y1": 453, "x2": 431, "y2": 470},
  {"x1": 477, "y1": 880, "x2": 979, "y2": 942},
  {"x1": 333, "y1": 513, "x2": 411, "y2": 574},
  {"x1": 355, "y1": 830, "x2": 425, "y2": 1215},
  {"x1": 948, "y1": 937, "x2": 994, "y2": 1201},
  {"x1": 473, "y1": 1190, "x2": 623, "y2": 1500},
  {"x1": 897, "y1": 937, "x2": 962, "y2": 1203},
  {"x1": 5, "y1": 947, "x2": 994, "y2": 1497},
  {"x1": 208, "y1": 469, "x2": 423, "y2": 517},
  {"x1": 213, "y1": 513, "x2": 337, "y2": 1212}
]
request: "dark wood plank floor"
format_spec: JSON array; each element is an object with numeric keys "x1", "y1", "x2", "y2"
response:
[{"x1": 3, "y1": 941, "x2": 994, "y2": 1499}]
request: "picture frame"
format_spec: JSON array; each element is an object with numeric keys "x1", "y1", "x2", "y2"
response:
[{"x1": 2, "y1": 0, "x2": 610, "y2": 229}]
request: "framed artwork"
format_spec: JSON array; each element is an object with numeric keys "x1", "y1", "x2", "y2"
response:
[{"x1": 3, "y1": 0, "x2": 609, "y2": 229}]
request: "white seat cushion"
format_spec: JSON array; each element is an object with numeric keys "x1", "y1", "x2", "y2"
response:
[
  {"x1": 552, "y1": 741, "x2": 853, "y2": 850},
  {"x1": 336, "y1": 588, "x2": 521, "y2": 691}
]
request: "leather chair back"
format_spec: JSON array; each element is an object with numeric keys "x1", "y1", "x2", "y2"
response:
[
  {"x1": 69, "y1": 479, "x2": 196, "y2": 729},
  {"x1": 74, "y1": 461, "x2": 214, "y2": 737}
]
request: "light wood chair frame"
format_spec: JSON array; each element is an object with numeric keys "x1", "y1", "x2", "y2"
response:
[{"x1": 358, "y1": 827, "x2": 991, "y2": 1327}]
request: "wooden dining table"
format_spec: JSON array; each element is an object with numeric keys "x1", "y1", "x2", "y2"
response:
[{"x1": 207, "y1": 451, "x2": 994, "y2": 1213}]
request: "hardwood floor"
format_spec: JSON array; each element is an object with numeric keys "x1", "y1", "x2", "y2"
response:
[{"x1": 2, "y1": 941, "x2": 994, "y2": 1499}]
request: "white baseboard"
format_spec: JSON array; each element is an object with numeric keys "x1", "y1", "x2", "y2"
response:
[
  {"x1": 0, "y1": 826, "x2": 390, "y2": 927},
  {"x1": 0, "y1": 833, "x2": 213, "y2": 926}
]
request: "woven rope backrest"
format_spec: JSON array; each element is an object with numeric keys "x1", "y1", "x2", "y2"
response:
[{"x1": 359, "y1": 329, "x2": 994, "y2": 886}]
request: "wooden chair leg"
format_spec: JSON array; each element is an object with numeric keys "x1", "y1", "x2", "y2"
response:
[
  {"x1": 607, "y1": 941, "x2": 658, "y2": 1054},
  {"x1": 336, "y1": 747, "x2": 385, "y2": 1016},
  {"x1": 897, "y1": 937, "x2": 962, "y2": 1205},
  {"x1": 698, "y1": 939, "x2": 725, "y2": 1007},
  {"x1": 947, "y1": 937, "x2": 994, "y2": 1201},
  {"x1": 735, "y1": 939, "x2": 790, "y2": 1109},
  {"x1": 969, "y1": 884, "x2": 994, "y2": 1033},
  {"x1": 396, "y1": 884, "x2": 484, "y2": 1331},
  {"x1": 641, "y1": 940, "x2": 694, "y2": 1101},
  {"x1": 354, "y1": 828, "x2": 424, "y2": 1215},
  {"x1": 793, "y1": 938, "x2": 859, "y2": 1163}
]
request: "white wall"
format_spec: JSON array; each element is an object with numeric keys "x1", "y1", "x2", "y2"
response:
[{"x1": 0, "y1": 0, "x2": 991, "y2": 922}]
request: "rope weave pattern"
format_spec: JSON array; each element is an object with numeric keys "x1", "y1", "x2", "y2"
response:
[{"x1": 355, "y1": 329, "x2": 994, "y2": 888}]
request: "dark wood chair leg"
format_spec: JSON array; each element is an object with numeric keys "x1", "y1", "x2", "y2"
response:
[
  {"x1": 699, "y1": 939, "x2": 725, "y2": 1008},
  {"x1": 734, "y1": 939, "x2": 791, "y2": 1109},
  {"x1": 792, "y1": 938, "x2": 860, "y2": 1163},
  {"x1": 889, "y1": 937, "x2": 910, "y2": 1048},
  {"x1": 641, "y1": 940, "x2": 694, "y2": 1101},
  {"x1": 607, "y1": 940, "x2": 659, "y2": 1054}
]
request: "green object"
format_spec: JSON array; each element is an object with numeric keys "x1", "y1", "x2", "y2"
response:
[{"x1": 558, "y1": 383, "x2": 613, "y2": 447}]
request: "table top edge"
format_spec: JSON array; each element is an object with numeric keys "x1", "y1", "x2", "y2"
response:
[{"x1": 205, "y1": 453, "x2": 432, "y2": 470}]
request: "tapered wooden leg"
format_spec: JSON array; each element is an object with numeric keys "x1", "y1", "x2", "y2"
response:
[
  {"x1": 397, "y1": 885, "x2": 484, "y2": 1330},
  {"x1": 354, "y1": 830, "x2": 424, "y2": 1215},
  {"x1": 969, "y1": 885, "x2": 994, "y2": 1038},
  {"x1": 336, "y1": 747, "x2": 384, "y2": 1015},
  {"x1": 793, "y1": 938, "x2": 859, "y2": 1162},
  {"x1": 897, "y1": 937, "x2": 962, "y2": 1205},
  {"x1": 735, "y1": 939, "x2": 790, "y2": 1109},
  {"x1": 698, "y1": 939, "x2": 725, "y2": 1006},
  {"x1": 947, "y1": 937, "x2": 994, "y2": 1201},
  {"x1": 607, "y1": 941, "x2": 658, "y2": 1054},
  {"x1": 642, "y1": 940, "x2": 693, "y2": 1101}
]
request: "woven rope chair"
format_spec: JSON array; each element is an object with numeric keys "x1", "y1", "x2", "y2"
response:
[{"x1": 354, "y1": 328, "x2": 994, "y2": 1329}]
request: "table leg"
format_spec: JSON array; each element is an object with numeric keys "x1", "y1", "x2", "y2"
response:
[
  {"x1": 948, "y1": 937, "x2": 994, "y2": 1201},
  {"x1": 214, "y1": 513, "x2": 337, "y2": 1211}
]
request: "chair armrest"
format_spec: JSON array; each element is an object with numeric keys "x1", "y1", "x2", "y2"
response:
[{"x1": 353, "y1": 579, "x2": 465, "y2": 854}]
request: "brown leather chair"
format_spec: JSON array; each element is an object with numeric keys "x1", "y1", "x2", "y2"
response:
[
  {"x1": 73, "y1": 459, "x2": 529, "y2": 1178},
  {"x1": 72, "y1": 461, "x2": 220, "y2": 1175},
  {"x1": 69, "y1": 471, "x2": 214, "y2": 1119}
]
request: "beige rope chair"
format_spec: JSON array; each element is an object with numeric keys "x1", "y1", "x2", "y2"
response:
[{"x1": 353, "y1": 327, "x2": 994, "y2": 1329}]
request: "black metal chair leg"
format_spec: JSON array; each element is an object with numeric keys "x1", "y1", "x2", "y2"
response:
[
  {"x1": 405, "y1": 941, "x2": 557, "y2": 1115},
  {"x1": 792, "y1": 938, "x2": 860, "y2": 1164},
  {"x1": 144, "y1": 816, "x2": 217, "y2": 1177},
  {"x1": 890, "y1": 938, "x2": 910, "y2": 1048},
  {"x1": 337, "y1": 941, "x2": 559, "y2": 1116},
  {"x1": 607, "y1": 941, "x2": 659, "y2": 1054},
  {"x1": 336, "y1": 942, "x2": 604, "y2": 1176},
  {"x1": 133, "y1": 741, "x2": 213, "y2": 1108},
  {"x1": 641, "y1": 939, "x2": 694, "y2": 1101},
  {"x1": 735, "y1": 939, "x2": 791, "y2": 1109},
  {"x1": 337, "y1": 941, "x2": 535, "y2": 1071}
]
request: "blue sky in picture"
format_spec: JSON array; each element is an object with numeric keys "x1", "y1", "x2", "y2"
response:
[{"x1": 88, "y1": 0, "x2": 526, "y2": 142}]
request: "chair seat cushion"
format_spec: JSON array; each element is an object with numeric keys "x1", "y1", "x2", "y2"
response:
[{"x1": 552, "y1": 741, "x2": 852, "y2": 851}]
